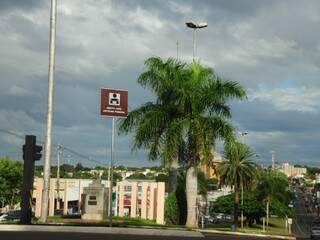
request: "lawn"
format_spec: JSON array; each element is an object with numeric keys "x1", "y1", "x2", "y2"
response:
[
  {"x1": 206, "y1": 217, "x2": 290, "y2": 236},
  {"x1": 45, "y1": 215, "x2": 182, "y2": 229}
]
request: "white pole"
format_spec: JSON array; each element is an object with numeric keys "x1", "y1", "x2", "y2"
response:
[
  {"x1": 193, "y1": 29, "x2": 196, "y2": 60},
  {"x1": 109, "y1": 117, "x2": 115, "y2": 227},
  {"x1": 56, "y1": 144, "x2": 61, "y2": 210},
  {"x1": 241, "y1": 184, "x2": 244, "y2": 228},
  {"x1": 40, "y1": 0, "x2": 57, "y2": 223}
]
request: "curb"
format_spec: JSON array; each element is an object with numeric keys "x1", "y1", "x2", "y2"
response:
[
  {"x1": 0, "y1": 224, "x2": 204, "y2": 238},
  {"x1": 198, "y1": 229, "x2": 296, "y2": 239}
]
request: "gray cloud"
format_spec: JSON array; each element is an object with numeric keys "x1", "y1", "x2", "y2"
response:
[{"x1": 1, "y1": 0, "x2": 320, "y2": 167}]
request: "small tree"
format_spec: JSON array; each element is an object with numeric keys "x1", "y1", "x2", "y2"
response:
[{"x1": 217, "y1": 142, "x2": 257, "y2": 230}]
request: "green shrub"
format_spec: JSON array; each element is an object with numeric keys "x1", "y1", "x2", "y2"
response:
[{"x1": 164, "y1": 191, "x2": 179, "y2": 225}]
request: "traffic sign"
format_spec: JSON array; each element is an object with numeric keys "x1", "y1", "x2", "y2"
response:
[{"x1": 100, "y1": 88, "x2": 128, "y2": 117}]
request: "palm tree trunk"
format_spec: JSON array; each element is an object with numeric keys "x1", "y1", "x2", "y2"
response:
[
  {"x1": 168, "y1": 157, "x2": 178, "y2": 193},
  {"x1": 234, "y1": 186, "x2": 239, "y2": 231},
  {"x1": 185, "y1": 165, "x2": 198, "y2": 228}
]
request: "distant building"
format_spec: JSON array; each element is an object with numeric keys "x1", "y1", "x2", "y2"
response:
[
  {"x1": 198, "y1": 151, "x2": 222, "y2": 179},
  {"x1": 281, "y1": 162, "x2": 307, "y2": 177}
]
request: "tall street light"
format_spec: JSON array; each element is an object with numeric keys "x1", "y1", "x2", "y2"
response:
[
  {"x1": 39, "y1": 0, "x2": 57, "y2": 223},
  {"x1": 239, "y1": 131, "x2": 248, "y2": 229},
  {"x1": 185, "y1": 21, "x2": 208, "y2": 60}
]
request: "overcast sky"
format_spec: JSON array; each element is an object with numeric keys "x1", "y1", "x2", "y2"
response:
[{"x1": 1, "y1": 0, "x2": 320, "y2": 167}]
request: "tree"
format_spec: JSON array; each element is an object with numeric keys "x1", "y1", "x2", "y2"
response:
[
  {"x1": 0, "y1": 157, "x2": 23, "y2": 208},
  {"x1": 118, "y1": 57, "x2": 186, "y2": 193},
  {"x1": 256, "y1": 169, "x2": 292, "y2": 230},
  {"x1": 120, "y1": 58, "x2": 245, "y2": 227},
  {"x1": 217, "y1": 142, "x2": 257, "y2": 230},
  {"x1": 75, "y1": 163, "x2": 85, "y2": 172},
  {"x1": 210, "y1": 192, "x2": 264, "y2": 227}
]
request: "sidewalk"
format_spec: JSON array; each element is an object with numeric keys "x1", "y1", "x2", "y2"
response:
[
  {"x1": 198, "y1": 229, "x2": 296, "y2": 240},
  {"x1": 0, "y1": 224, "x2": 204, "y2": 238}
]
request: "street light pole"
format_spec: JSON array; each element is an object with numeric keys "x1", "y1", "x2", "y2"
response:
[
  {"x1": 56, "y1": 144, "x2": 62, "y2": 210},
  {"x1": 40, "y1": 0, "x2": 57, "y2": 223},
  {"x1": 239, "y1": 131, "x2": 248, "y2": 229},
  {"x1": 185, "y1": 21, "x2": 207, "y2": 60}
]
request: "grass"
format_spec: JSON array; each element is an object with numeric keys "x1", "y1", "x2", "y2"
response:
[
  {"x1": 206, "y1": 217, "x2": 290, "y2": 236},
  {"x1": 45, "y1": 215, "x2": 182, "y2": 229}
]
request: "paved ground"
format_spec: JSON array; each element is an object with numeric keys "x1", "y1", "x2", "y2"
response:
[
  {"x1": 292, "y1": 188, "x2": 316, "y2": 240},
  {"x1": 0, "y1": 231, "x2": 289, "y2": 240}
]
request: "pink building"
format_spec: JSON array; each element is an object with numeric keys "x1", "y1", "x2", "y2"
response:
[
  {"x1": 32, "y1": 178, "x2": 165, "y2": 224},
  {"x1": 115, "y1": 180, "x2": 165, "y2": 224}
]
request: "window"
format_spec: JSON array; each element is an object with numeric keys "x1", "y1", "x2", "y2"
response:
[{"x1": 124, "y1": 185, "x2": 132, "y2": 192}]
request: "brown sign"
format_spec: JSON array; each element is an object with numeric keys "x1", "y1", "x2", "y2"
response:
[{"x1": 101, "y1": 88, "x2": 128, "y2": 118}]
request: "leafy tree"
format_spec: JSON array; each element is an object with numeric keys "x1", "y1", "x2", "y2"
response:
[
  {"x1": 119, "y1": 57, "x2": 186, "y2": 194},
  {"x1": 256, "y1": 169, "x2": 291, "y2": 230},
  {"x1": 126, "y1": 172, "x2": 146, "y2": 180},
  {"x1": 210, "y1": 192, "x2": 264, "y2": 227},
  {"x1": 0, "y1": 157, "x2": 23, "y2": 208},
  {"x1": 210, "y1": 194, "x2": 233, "y2": 215},
  {"x1": 155, "y1": 173, "x2": 168, "y2": 182},
  {"x1": 75, "y1": 163, "x2": 85, "y2": 172},
  {"x1": 60, "y1": 164, "x2": 75, "y2": 173},
  {"x1": 217, "y1": 142, "x2": 257, "y2": 230}
]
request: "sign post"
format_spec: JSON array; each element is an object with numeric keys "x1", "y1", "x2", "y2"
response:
[{"x1": 101, "y1": 88, "x2": 128, "y2": 227}]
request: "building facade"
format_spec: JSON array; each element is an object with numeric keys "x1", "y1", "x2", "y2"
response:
[
  {"x1": 32, "y1": 178, "x2": 165, "y2": 224},
  {"x1": 281, "y1": 162, "x2": 307, "y2": 177},
  {"x1": 115, "y1": 180, "x2": 165, "y2": 224}
]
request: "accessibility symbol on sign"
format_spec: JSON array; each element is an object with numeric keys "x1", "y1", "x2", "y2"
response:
[{"x1": 109, "y1": 93, "x2": 120, "y2": 106}]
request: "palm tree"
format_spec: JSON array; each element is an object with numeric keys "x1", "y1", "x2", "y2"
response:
[
  {"x1": 119, "y1": 58, "x2": 246, "y2": 227},
  {"x1": 217, "y1": 142, "x2": 257, "y2": 231},
  {"x1": 118, "y1": 57, "x2": 186, "y2": 193}
]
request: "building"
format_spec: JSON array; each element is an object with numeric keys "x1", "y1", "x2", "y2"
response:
[
  {"x1": 115, "y1": 180, "x2": 165, "y2": 224},
  {"x1": 281, "y1": 162, "x2": 307, "y2": 177},
  {"x1": 32, "y1": 177, "x2": 165, "y2": 224},
  {"x1": 198, "y1": 151, "x2": 222, "y2": 179},
  {"x1": 32, "y1": 177, "x2": 110, "y2": 217}
]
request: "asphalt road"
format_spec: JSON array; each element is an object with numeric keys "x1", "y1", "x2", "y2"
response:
[
  {"x1": 292, "y1": 187, "x2": 316, "y2": 240},
  {"x1": 0, "y1": 231, "x2": 288, "y2": 240}
]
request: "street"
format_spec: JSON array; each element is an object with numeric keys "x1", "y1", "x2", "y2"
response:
[
  {"x1": 0, "y1": 231, "x2": 286, "y2": 240},
  {"x1": 292, "y1": 187, "x2": 316, "y2": 240}
]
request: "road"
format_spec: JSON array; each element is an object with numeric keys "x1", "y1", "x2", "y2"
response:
[
  {"x1": 0, "y1": 231, "x2": 286, "y2": 240},
  {"x1": 292, "y1": 187, "x2": 316, "y2": 240}
]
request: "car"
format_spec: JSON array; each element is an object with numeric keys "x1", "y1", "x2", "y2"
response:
[
  {"x1": 0, "y1": 214, "x2": 8, "y2": 222},
  {"x1": 311, "y1": 226, "x2": 320, "y2": 239}
]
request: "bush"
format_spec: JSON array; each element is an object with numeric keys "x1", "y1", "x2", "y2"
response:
[{"x1": 165, "y1": 191, "x2": 179, "y2": 225}]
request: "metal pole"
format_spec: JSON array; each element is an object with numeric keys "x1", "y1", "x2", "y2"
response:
[
  {"x1": 40, "y1": 0, "x2": 57, "y2": 223},
  {"x1": 109, "y1": 117, "x2": 115, "y2": 227},
  {"x1": 241, "y1": 184, "x2": 244, "y2": 228},
  {"x1": 193, "y1": 29, "x2": 196, "y2": 60},
  {"x1": 176, "y1": 40, "x2": 179, "y2": 60},
  {"x1": 56, "y1": 144, "x2": 61, "y2": 210}
]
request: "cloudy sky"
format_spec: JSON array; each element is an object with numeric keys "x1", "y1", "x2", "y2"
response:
[{"x1": 1, "y1": 0, "x2": 320, "y2": 167}]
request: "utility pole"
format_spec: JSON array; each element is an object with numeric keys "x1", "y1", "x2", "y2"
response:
[
  {"x1": 176, "y1": 40, "x2": 179, "y2": 60},
  {"x1": 40, "y1": 0, "x2": 57, "y2": 223},
  {"x1": 272, "y1": 151, "x2": 276, "y2": 169},
  {"x1": 56, "y1": 144, "x2": 62, "y2": 210}
]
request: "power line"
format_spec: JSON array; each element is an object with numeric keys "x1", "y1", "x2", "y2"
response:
[{"x1": 0, "y1": 128, "x2": 104, "y2": 166}]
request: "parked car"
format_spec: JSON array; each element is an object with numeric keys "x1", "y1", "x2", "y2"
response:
[
  {"x1": 0, "y1": 214, "x2": 8, "y2": 222},
  {"x1": 311, "y1": 226, "x2": 320, "y2": 239}
]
